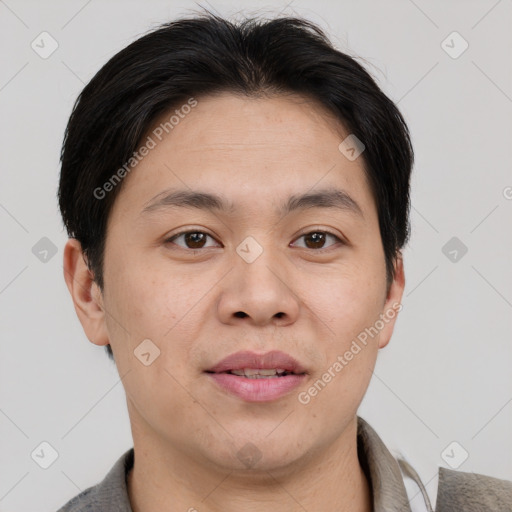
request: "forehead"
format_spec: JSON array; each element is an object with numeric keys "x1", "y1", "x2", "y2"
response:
[
  {"x1": 109, "y1": 92, "x2": 374, "y2": 221},
  {"x1": 152, "y1": 91, "x2": 350, "y2": 151}
]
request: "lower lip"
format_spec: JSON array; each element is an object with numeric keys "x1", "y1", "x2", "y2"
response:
[{"x1": 207, "y1": 373, "x2": 306, "y2": 402}]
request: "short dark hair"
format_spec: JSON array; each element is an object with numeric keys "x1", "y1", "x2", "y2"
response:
[{"x1": 58, "y1": 11, "x2": 414, "y2": 361}]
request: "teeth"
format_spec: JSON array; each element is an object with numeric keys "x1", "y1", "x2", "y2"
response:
[{"x1": 230, "y1": 368, "x2": 287, "y2": 377}]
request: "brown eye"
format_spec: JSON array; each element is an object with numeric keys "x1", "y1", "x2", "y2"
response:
[
  {"x1": 292, "y1": 231, "x2": 342, "y2": 250},
  {"x1": 184, "y1": 232, "x2": 207, "y2": 248},
  {"x1": 167, "y1": 231, "x2": 219, "y2": 249},
  {"x1": 304, "y1": 232, "x2": 327, "y2": 249}
]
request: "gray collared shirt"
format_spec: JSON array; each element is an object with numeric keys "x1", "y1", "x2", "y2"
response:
[{"x1": 56, "y1": 416, "x2": 512, "y2": 512}]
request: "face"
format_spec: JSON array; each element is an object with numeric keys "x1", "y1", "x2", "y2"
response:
[{"x1": 65, "y1": 92, "x2": 404, "y2": 474}]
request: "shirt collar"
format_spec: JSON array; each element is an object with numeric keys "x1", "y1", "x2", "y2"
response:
[
  {"x1": 357, "y1": 416, "x2": 413, "y2": 512},
  {"x1": 90, "y1": 416, "x2": 411, "y2": 512}
]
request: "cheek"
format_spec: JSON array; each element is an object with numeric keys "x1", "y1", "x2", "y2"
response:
[
  {"x1": 103, "y1": 254, "x2": 216, "y2": 375},
  {"x1": 303, "y1": 257, "x2": 386, "y2": 400},
  {"x1": 102, "y1": 260, "x2": 202, "y2": 424},
  {"x1": 104, "y1": 251, "x2": 189, "y2": 332},
  {"x1": 312, "y1": 261, "x2": 385, "y2": 336},
  {"x1": 300, "y1": 269, "x2": 383, "y2": 422}
]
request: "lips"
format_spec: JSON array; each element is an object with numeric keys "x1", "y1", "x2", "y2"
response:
[
  {"x1": 205, "y1": 350, "x2": 307, "y2": 402},
  {"x1": 206, "y1": 350, "x2": 307, "y2": 375}
]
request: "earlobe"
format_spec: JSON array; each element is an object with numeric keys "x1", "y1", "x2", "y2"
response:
[
  {"x1": 378, "y1": 254, "x2": 405, "y2": 349},
  {"x1": 63, "y1": 239, "x2": 110, "y2": 347}
]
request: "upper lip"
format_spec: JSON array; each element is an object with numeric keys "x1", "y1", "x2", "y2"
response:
[{"x1": 206, "y1": 350, "x2": 307, "y2": 374}]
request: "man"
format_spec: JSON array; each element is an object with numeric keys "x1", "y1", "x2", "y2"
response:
[{"x1": 57, "y1": 11, "x2": 512, "y2": 512}]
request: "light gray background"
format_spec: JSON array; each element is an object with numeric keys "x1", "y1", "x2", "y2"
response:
[{"x1": 1, "y1": 1, "x2": 511, "y2": 510}]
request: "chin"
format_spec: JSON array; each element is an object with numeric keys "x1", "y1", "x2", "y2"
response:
[{"x1": 231, "y1": 432, "x2": 307, "y2": 473}]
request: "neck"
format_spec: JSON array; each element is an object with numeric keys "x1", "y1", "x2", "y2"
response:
[{"x1": 127, "y1": 415, "x2": 372, "y2": 512}]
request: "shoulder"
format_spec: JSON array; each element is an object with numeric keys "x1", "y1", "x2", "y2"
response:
[
  {"x1": 436, "y1": 466, "x2": 512, "y2": 511},
  {"x1": 55, "y1": 486, "x2": 98, "y2": 512},
  {"x1": 55, "y1": 448, "x2": 134, "y2": 512},
  {"x1": 56, "y1": 481, "x2": 131, "y2": 512}
]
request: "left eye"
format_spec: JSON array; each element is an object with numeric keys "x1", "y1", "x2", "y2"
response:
[
  {"x1": 291, "y1": 231, "x2": 342, "y2": 250},
  {"x1": 167, "y1": 231, "x2": 220, "y2": 249}
]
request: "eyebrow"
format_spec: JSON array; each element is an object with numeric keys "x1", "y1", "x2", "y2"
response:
[{"x1": 140, "y1": 187, "x2": 363, "y2": 218}]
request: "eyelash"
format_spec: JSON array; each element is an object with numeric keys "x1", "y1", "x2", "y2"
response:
[{"x1": 164, "y1": 229, "x2": 344, "y2": 252}]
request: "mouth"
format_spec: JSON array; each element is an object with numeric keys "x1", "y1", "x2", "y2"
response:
[
  {"x1": 205, "y1": 350, "x2": 308, "y2": 402},
  {"x1": 209, "y1": 368, "x2": 300, "y2": 379},
  {"x1": 206, "y1": 349, "x2": 307, "y2": 375}
]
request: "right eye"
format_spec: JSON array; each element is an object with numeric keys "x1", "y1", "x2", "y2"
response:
[{"x1": 164, "y1": 230, "x2": 222, "y2": 250}]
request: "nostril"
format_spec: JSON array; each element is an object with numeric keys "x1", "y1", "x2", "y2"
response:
[
  {"x1": 275, "y1": 312, "x2": 285, "y2": 318},
  {"x1": 234, "y1": 311, "x2": 248, "y2": 318}
]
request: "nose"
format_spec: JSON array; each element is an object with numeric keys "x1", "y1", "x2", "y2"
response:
[{"x1": 216, "y1": 247, "x2": 300, "y2": 327}]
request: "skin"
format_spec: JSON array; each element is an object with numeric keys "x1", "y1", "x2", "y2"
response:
[{"x1": 64, "y1": 91, "x2": 405, "y2": 512}]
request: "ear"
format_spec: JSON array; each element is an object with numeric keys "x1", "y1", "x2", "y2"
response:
[
  {"x1": 63, "y1": 238, "x2": 109, "y2": 347},
  {"x1": 378, "y1": 253, "x2": 405, "y2": 349}
]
